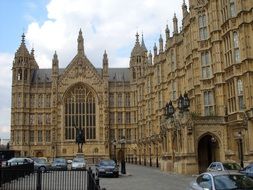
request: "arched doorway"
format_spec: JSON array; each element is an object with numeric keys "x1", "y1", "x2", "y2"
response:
[
  {"x1": 198, "y1": 134, "x2": 220, "y2": 173},
  {"x1": 35, "y1": 151, "x2": 43, "y2": 157}
]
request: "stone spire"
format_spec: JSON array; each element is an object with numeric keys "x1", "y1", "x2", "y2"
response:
[
  {"x1": 52, "y1": 51, "x2": 59, "y2": 75},
  {"x1": 165, "y1": 25, "x2": 170, "y2": 48},
  {"x1": 159, "y1": 34, "x2": 163, "y2": 53},
  {"x1": 77, "y1": 29, "x2": 84, "y2": 56},
  {"x1": 182, "y1": 0, "x2": 188, "y2": 18},
  {"x1": 173, "y1": 13, "x2": 178, "y2": 34},
  {"x1": 15, "y1": 33, "x2": 30, "y2": 59},
  {"x1": 141, "y1": 34, "x2": 147, "y2": 52},
  {"x1": 103, "y1": 50, "x2": 109, "y2": 77},
  {"x1": 153, "y1": 43, "x2": 157, "y2": 56},
  {"x1": 148, "y1": 50, "x2": 153, "y2": 64},
  {"x1": 131, "y1": 32, "x2": 145, "y2": 56}
]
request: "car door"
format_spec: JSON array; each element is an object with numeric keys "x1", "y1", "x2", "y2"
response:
[{"x1": 245, "y1": 165, "x2": 253, "y2": 178}]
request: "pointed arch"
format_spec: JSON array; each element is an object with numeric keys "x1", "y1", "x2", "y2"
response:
[
  {"x1": 24, "y1": 69, "x2": 28, "y2": 81},
  {"x1": 197, "y1": 132, "x2": 221, "y2": 173},
  {"x1": 63, "y1": 83, "x2": 97, "y2": 141},
  {"x1": 17, "y1": 68, "x2": 22, "y2": 80}
]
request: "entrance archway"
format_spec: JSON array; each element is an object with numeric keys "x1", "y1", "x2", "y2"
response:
[
  {"x1": 35, "y1": 151, "x2": 43, "y2": 157},
  {"x1": 198, "y1": 134, "x2": 220, "y2": 173}
]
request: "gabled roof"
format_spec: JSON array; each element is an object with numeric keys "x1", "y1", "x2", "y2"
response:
[{"x1": 31, "y1": 67, "x2": 130, "y2": 84}]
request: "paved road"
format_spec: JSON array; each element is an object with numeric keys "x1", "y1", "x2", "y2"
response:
[{"x1": 99, "y1": 164, "x2": 195, "y2": 190}]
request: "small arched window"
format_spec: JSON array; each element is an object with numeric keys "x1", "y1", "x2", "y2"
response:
[
  {"x1": 17, "y1": 69, "x2": 22, "y2": 80},
  {"x1": 24, "y1": 69, "x2": 28, "y2": 81},
  {"x1": 133, "y1": 68, "x2": 136, "y2": 79}
]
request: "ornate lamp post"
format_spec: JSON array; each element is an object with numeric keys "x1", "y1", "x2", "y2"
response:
[
  {"x1": 165, "y1": 101, "x2": 175, "y2": 118},
  {"x1": 156, "y1": 144, "x2": 159, "y2": 168},
  {"x1": 113, "y1": 139, "x2": 117, "y2": 164},
  {"x1": 237, "y1": 132, "x2": 244, "y2": 168},
  {"x1": 178, "y1": 94, "x2": 184, "y2": 113},
  {"x1": 119, "y1": 137, "x2": 126, "y2": 174},
  {"x1": 163, "y1": 92, "x2": 190, "y2": 170},
  {"x1": 149, "y1": 144, "x2": 152, "y2": 167},
  {"x1": 183, "y1": 92, "x2": 190, "y2": 111}
]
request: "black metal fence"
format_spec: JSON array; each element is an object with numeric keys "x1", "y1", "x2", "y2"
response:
[
  {"x1": 0, "y1": 163, "x2": 34, "y2": 188},
  {"x1": 0, "y1": 165, "x2": 106, "y2": 190}
]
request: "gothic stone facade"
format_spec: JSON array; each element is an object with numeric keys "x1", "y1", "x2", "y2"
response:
[{"x1": 10, "y1": 0, "x2": 253, "y2": 174}]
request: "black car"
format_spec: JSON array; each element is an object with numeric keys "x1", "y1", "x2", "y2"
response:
[
  {"x1": 95, "y1": 159, "x2": 119, "y2": 177},
  {"x1": 240, "y1": 164, "x2": 253, "y2": 178}
]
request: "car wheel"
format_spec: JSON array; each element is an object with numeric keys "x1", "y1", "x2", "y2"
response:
[{"x1": 39, "y1": 166, "x2": 46, "y2": 173}]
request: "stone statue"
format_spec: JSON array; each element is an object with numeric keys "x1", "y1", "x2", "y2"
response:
[{"x1": 75, "y1": 126, "x2": 85, "y2": 153}]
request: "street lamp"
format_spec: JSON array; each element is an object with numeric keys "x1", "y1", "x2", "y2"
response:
[
  {"x1": 237, "y1": 132, "x2": 244, "y2": 168},
  {"x1": 112, "y1": 139, "x2": 117, "y2": 164},
  {"x1": 156, "y1": 144, "x2": 159, "y2": 168},
  {"x1": 144, "y1": 148, "x2": 146, "y2": 166},
  {"x1": 149, "y1": 144, "x2": 152, "y2": 167},
  {"x1": 163, "y1": 92, "x2": 190, "y2": 170},
  {"x1": 119, "y1": 136, "x2": 126, "y2": 174},
  {"x1": 165, "y1": 101, "x2": 175, "y2": 118}
]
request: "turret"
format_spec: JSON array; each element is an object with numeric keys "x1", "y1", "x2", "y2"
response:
[
  {"x1": 11, "y1": 33, "x2": 38, "y2": 147},
  {"x1": 153, "y1": 43, "x2": 157, "y2": 56},
  {"x1": 159, "y1": 34, "x2": 164, "y2": 53},
  {"x1": 165, "y1": 25, "x2": 170, "y2": 42},
  {"x1": 141, "y1": 34, "x2": 147, "y2": 53},
  {"x1": 52, "y1": 51, "x2": 59, "y2": 76},
  {"x1": 77, "y1": 29, "x2": 85, "y2": 56},
  {"x1": 182, "y1": 0, "x2": 188, "y2": 18},
  {"x1": 102, "y1": 50, "x2": 109, "y2": 78},
  {"x1": 173, "y1": 14, "x2": 178, "y2": 34},
  {"x1": 148, "y1": 51, "x2": 153, "y2": 64},
  {"x1": 13, "y1": 33, "x2": 37, "y2": 84},
  {"x1": 130, "y1": 32, "x2": 148, "y2": 80}
]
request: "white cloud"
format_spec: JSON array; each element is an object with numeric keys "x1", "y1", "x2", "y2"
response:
[
  {"x1": 0, "y1": 0, "x2": 189, "y2": 139},
  {"x1": 25, "y1": 0, "x2": 188, "y2": 69},
  {"x1": 0, "y1": 53, "x2": 12, "y2": 139}
]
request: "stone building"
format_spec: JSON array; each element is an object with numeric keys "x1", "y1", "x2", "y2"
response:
[{"x1": 10, "y1": 0, "x2": 253, "y2": 174}]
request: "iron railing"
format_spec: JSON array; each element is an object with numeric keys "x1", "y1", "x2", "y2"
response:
[{"x1": 0, "y1": 165, "x2": 106, "y2": 190}]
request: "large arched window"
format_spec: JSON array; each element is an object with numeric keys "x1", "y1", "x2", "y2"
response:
[{"x1": 64, "y1": 84, "x2": 96, "y2": 140}]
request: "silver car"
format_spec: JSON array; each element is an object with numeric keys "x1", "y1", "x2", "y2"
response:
[
  {"x1": 71, "y1": 157, "x2": 86, "y2": 170},
  {"x1": 188, "y1": 171, "x2": 253, "y2": 190},
  {"x1": 32, "y1": 157, "x2": 51, "y2": 172},
  {"x1": 207, "y1": 161, "x2": 241, "y2": 172},
  {"x1": 7, "y1": 157, "x2": 33, "y2": 166}
]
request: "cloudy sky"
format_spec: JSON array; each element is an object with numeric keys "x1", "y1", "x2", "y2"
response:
[{"x1": 0, "y1": 0, "x2": 188, "y2": 140}]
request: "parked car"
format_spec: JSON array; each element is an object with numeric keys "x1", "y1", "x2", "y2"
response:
[
  {"x1": 240, "y1": 164, "x2": 253, "y2": 178},
  {"x1": 95, "y1": 159, "x2": 119, "y2": 177},
  {"x1": 7, "y1": 157, "x2": 33, "y2": 166},
  {"x1": 188, "y1": 171, "x2": 253, "y2": 190},
  {"x1": 32, "y1": 157, "x2": 51, "y2": 172},
  {"x1": 71, "y1": 157, "x2": 86, "y2": 170},
  {"x1": 207, "y1": 161, "x2": 241, "y2": 172},
  {"x1": 51, "y1": 158, "x2": 67, "y2": 170}
]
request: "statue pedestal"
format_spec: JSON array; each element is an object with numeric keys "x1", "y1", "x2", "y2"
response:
[{"x1": 76, "y1": 152, "x2": 85, "y2": 158}]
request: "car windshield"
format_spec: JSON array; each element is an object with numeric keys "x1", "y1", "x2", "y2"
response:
[
  {"x1": 73, "y1": 158, "x2": 84, "y2": 163},
  {"x1": 34, "y1": 158, "x2": 47, "y2": 164},
  {"x1": 214, "y1": 174, "x2": 253, "y2": 189},
  {"x1": 223, "y1": 163, "x2": 241, "y2": 170},
  {"x1": 100, "y1": 160, "x2": 115, "y2": 166},
  {"x1": 54, "y1": 159, "x2": 65, "y2": 163},
  {"x1": 9, "y1": 158, "x2": 24, "y2": 162}
]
